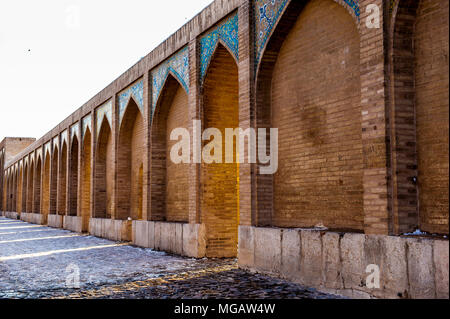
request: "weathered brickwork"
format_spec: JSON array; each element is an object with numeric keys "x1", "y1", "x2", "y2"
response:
[
  {"x1": 271, "y1": 0, "x2": 363, "y2": 230},
  {"x1": 202, "y1": 44, "x2": 240, "y2": 257},
  {"x1": 1, "y1": 0, "x2": 448, "y2": 295},
  {"x1": 414, "y1": 0, "x2": 449, "y2": 234}
]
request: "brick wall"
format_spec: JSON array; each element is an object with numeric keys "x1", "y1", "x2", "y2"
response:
[
  {"x1": 42, "y1": 153, "x2": 51, "y2": 215},
  {"x1": 166, "y1": 84, "x2": 190, "y2": 222},
  {"x1": 1, "y1": 0, "x2": 448, "y2": 252},
  {"x1": 94, "y1": 121, "x2": 114, "y2": 219},
  {"x1": 81, "y1": 131, "x2": 92, "y2": 221},
  {"x1": 117, "y1": 100, "x2": 145, "y2": 220},
  {"x1": 258, "y1": 0, "x2": 364, "y2": 230},
  {"x1": 68, "y1": 138, "x2": 79, "y2": 216},
  {"x1": 33, "y1": 158, "x2": 41, "y2": 214},
  {"x1": 50, "y1": 149, "x2": 58, "y2": 214},
  {"x1": 389, "y1": 0, "x2": 449, "y2": 235},
  {"x1": 415, "y1": 0, "x2": 449, "y2": 234},
  {"x1": 202, "y1": 44, "x2": 240, "y2": 258},
  {"x1": 58, "y1": 143, "x2": 67, "y2": 215}
]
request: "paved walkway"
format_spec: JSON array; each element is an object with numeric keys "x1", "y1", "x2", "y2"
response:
[{"x1": 0, "y1": 216, "x2": 340, "y2": 299}]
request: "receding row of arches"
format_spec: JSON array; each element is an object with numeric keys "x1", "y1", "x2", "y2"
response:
[{"x1": 2, "y1": 0, "x2": 448, "y2": 259}]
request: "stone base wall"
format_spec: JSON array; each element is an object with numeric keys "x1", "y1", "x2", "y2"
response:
[
  {"x1": 89, "y1": 218, "x2": 132, "y2": 242},
  {"x1": 238, "y1": 226, "x2": 449, "y2": 299},
  {"x1": 20, "y1": 213, "x2": 46, "y2": 225},
  {"x1": 48, "y1": 214, "x2": 64, "y2": 229},
  {"x1": 3, "y1": 212, "x2": 20, "y2": 220},
  {"x1": 132, "y1": 221, "x2": 206, "y2": 258},
  {"x1": 63, "y1": 216, "x2": 83, "y2": 233}
]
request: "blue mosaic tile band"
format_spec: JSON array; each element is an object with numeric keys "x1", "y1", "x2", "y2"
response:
[
  {"x1": 151, "y1": 46, "x2": 189, "y2": 117},
  {"x1": 118, "y1": 79, "x2": 144, "y2": 124},
  {"x1": 254, "y1": 0, "x2": 360, "y2": 69},
  {"x1": 96, "y1": 100, "x2": 112, "y2": 137},
  {"x1": 200, "y1": 13, "x2": 239, "y2": 81},
  {"x1": 45, "y1": 142, "x2": 51, "y2": 156},
  {"x1": 70, "y1": 123, "x2": 79, "y2": 142},
  {"x1": 53, "y1": 136, "x2": 59, "y2": 150},
  {"x1": 61, "y1": 130, "x2": 68, "y2": 146},
  {"x1": 82, "y1": 115, "x2": 92, "y2": 138}
]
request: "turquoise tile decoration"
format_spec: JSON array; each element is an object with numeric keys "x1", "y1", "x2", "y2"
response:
[
  {"x1": 151, "y1": 46, "x2": 189, "y2": 117},
  {"x1": 70, "y1": 123, "x2": 79, "y2": 142},
  {"x1": 254, "y1": 0, "x2": 360, "y2": 69},
  {"x1": 118, "y1": 79, "x2": 144, "y2": 124},
  {"x1": 200, "y1": 13, "x2": 239, "y2": 82},
  {"x1": 82, "y1": 115, "x2": 92, "y2": 138},
  {"x1": 96, "y1": 100, "x2": 112, "y2": 137}
]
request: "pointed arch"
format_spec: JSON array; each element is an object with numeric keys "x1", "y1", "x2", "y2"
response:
[
  {"x1": 12, "y1": 168, "x2": 17, "y2": 212},
  {"x1": 117, "y1": 97, "x2": 144, "y2": 220},
  {"x1": 201, "y1": 43, "x2": 239, "y2": 258},
  {"x1": 389, "y1": 0, "x2": 449, "y2": 234},
  {"x1": 50, "y1": 146, "x2": 58, "y2": 214},
  {"x1": 33, "y1": 156, "x2": 42, "y2": 214},
  {"x1": 58, "y1": 141, "x2": 68, "y2": 215},
  {"x1": 201, "y1": 38, "x2": 239, "y2": 85},
  {"x1": 81, "y1": 127, "x2": 92, "y2": 231},
  {"x1": 150, "y1": 73, "x2": 190, "y2": 222},
  {"x1": 17, "y1": 165, "x2": 23, "y2": 213},
  {"x1": 256, "y1": 0, "x2": 363, "y2": 230},
  {"x1": 42, "y1": 150, "x2": 51, "y2": 218},
  {"x1": 22, "y1": 162, "x2": 28, "y2": 213},
  {"x1": 68, "y1": 135, "x2": 79, "y2": 216},
  {"x1": 94, "y1": 119, "x2": 113, "y2": 219},
  {"x1": 27, "y1": 159, "x2": 34, "y2": 213}
]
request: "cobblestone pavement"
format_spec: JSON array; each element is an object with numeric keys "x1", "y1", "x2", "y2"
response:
[{"x1": 0, "y1": 217, "x2": 342, "y2": 299}]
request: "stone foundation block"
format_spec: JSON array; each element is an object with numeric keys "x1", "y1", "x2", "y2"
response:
[
  {"x1": 407, "y1": 238, "x2": 435, "y2": 299},
  {"x1": 238, "y1": 226, "x2": 255, "y2": 269},
  {"x1": 281, "y1": 229, "x2": 301, "y2": 281},
  {"x1": 322, "y1": 232, "x2": 342, "y2": 289},
  {"x1": 182, "y1": 223, "x2": 206, "y2": 258},
  {"x1": 300, "y1": 230, "x2": 323, "y2": 287},
  {"x1": 48, "y1": 214, "x2": 63, "y2": 229},
  {"x1": 433, "y1": 240, "x2": 449, "y2": 299},
  {"x1": 341, "y1": 233, "x2": 366, "y2": 290},
  {"x1": 254, "y1": 227, "x2": 282, "y2": 275}
]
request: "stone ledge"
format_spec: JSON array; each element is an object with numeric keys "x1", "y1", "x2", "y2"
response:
[
  {"x1": 132, "y1": 221, "x2": 206, "y2": 258},
  {"x1": 20, "y1": 212, "x2": 46, "y2": 225},
  {"x1": 238, "y1": 226, "x2": 449, "y2": 299},
  {"x1": 48, "y1": 214, "x2": 63, "y2": 229},
  {"x1": 89, "y1": 218, "x2": 132, "y2": 242}
]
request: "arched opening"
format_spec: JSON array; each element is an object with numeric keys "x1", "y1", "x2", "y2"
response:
[
  {"x1": 117, "y1": 99, "x2": 144, "y2": 220},
  {"x1": 58, "y1": 142, "x2": 68, "y2": 215},
  {"x1": 6, "y1": 175, "x2": 11, "y2": 212},
  {"x1": 94, "y1": 120, "x2": 113, "y2": 219},
  {"x1": 12, "y1": 170, "x2": 17, "y2": 212},
  {"x1": 33, "y1": 157, "x2": 42, "y2": 214},
  {"x1": 201, "y1": 43, "x2": 239, "y2": 258},
  {"x1": 27, "y1": 161, "x2": 34, "y2": 213},
  {"x1": 81, "y1": 128, "x2": 92, "y2": 231},
  {"x1": 42, "y1": 152, "x2": 51, "y2": 216},
  {"x1": 17, "y1": 167, "x2": 23, "y2": 213},
  {"x1": 151, "y1": 74, "x2": 190, "y2": 222},
  {"x1": 50, "y1": 147, "x2": 58, "y2": 214},
  {"x1": 69, "y1": 137, "x2": 79, "y2": 216},
  {"x1": 391, "y1": 0, "x2": 449, "y2": 234},
  {"x1": 256, "y1": 0, "x2": 363, "y2": 231},
  {"x1": 22, "y1": 163, "x2": 28, "y2": 213}
]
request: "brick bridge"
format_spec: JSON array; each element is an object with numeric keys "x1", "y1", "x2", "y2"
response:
[{"x1": 1, "y1": 0, "x2": 448, "y2": 299}]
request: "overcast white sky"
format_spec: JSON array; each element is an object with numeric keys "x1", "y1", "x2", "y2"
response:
[{"x1": 0, "y1": 0, "x2": 213, "y2": 141}]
